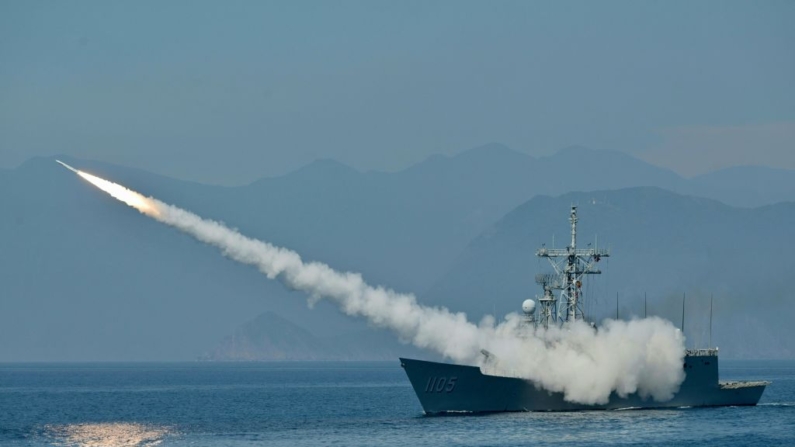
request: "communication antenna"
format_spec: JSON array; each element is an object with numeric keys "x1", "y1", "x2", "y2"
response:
[
  {"x1": 681, "y1": 292, "x2": 686, "y2": 341},
  {"x1": 709, "y1": 295, "x2": 713, "y2": 348},
  {"x1": 616, "y1": 292, "x2": 619, "y2": 320},
  {"x1": 535, "y1": 206, "x2": 609, "y2": 324},
  {"x1": 644, "y1": 292, "x2": 647, "y2": 318}
]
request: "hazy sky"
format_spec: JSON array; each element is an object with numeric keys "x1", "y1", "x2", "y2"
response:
[{"x1": 2, "y1": 1, "x2": 793, "y2": 184}]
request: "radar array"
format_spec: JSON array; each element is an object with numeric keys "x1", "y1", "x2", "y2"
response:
[{"x1": 534, "y1": 206, "x2": 609, "y2": 328}]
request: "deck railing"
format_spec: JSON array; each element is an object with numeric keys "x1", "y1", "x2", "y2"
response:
[{"x1": 685, "y1": 348, "x2": 718, "y2": 357}]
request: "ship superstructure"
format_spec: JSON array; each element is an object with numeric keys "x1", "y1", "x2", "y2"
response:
[{"x1": 401, "y1": 206, "x2": 769, "y2": 413}]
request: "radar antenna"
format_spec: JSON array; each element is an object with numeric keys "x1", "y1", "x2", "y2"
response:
[{"x1": 534, "y1": 206, "x2": 609, "y2": 324}]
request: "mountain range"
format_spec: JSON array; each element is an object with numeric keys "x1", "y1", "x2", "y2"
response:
[
  {"x1": 422, "y1": 187, "x2": 795, "y2": 359},
  {"x1": 1, "y1": 144, "x2": 793, "y2": 360}
]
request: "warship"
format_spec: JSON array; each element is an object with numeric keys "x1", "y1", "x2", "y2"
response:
[{"x1": 401, "y1": 206, "x2": 769, "y2": 413}]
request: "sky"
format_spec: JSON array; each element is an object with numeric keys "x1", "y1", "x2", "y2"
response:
[{"x1": 1, "y1": 0, "x2": 793, "y2": 185}]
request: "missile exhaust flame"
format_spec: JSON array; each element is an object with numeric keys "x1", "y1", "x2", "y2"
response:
[
  {"x1": 56, "y1": 160, "x2": 686, "y2": 405},
  {"x1": 57, "y1": 160, "x2": 160, "y2": 217}
]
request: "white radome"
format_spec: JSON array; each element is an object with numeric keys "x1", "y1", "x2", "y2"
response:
[{"x1": 522, "y1": 299, "x2": 536, "y2": 314}]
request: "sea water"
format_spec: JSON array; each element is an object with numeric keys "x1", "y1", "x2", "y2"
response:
[{"x1": 1, "y1": 360, "x2": 793, "y2": 446}]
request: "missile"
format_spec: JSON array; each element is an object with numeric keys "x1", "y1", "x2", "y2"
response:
[{"x1": 55, "y1": 159, "x2": 79, "y2": 174}]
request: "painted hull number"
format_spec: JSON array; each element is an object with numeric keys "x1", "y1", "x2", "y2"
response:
[{"x1": 424, "y1": 376, "x2": 457, "y2": 393}]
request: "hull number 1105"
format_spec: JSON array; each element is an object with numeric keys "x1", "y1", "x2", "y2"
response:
[{"x1": 424, "y1": 376, "x2": 457, "y2": 393}]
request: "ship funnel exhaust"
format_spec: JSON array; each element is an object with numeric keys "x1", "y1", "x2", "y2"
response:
[{"x1": 58, "y1": 162, "x2": 687, "y2": 405}]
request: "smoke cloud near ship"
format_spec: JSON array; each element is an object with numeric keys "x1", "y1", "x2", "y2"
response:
[{"x1": 57, "y1": 161, "x2": 686, "y2": 405}]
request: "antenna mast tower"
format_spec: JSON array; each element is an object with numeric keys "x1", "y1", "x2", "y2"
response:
[{"x1": 535, "y1": 206, "x2": 609, "y2": 326}]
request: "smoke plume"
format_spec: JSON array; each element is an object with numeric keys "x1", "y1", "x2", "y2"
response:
[{"x1": 61, "y1": 162, "x2": 686, "y2": 405}]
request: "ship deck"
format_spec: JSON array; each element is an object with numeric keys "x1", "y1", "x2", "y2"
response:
[{"x1": 719, "y1": 381, "x2": 771, "y2": 389}]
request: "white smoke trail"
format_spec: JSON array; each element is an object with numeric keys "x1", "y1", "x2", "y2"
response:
[{"x1": 61, "y1": 162, "x2": 686, "y2": 405}]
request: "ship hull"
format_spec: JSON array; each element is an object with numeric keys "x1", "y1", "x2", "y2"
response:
[{"x1": 400, "y1": 356, "x2": 767, "y2": 414}]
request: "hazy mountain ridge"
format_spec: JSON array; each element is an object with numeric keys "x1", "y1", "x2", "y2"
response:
[
  {"x1": 423, "y1": 187, "x2": 795, "y2": 359},
  {"x1": 1, "y1": 145, "x2": 794, "y2": 361},
  {"x1": 689, "y1": 165, "x2": 795, "y2": 208}
]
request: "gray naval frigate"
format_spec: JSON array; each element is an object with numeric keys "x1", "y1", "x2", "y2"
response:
[{"x1": 401, "y1": 206, "x2": 769, "y2": 413}]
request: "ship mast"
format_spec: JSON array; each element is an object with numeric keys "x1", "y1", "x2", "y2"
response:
[{"x1": 535, "y1": 206, "x2": 609, "y2": 326}]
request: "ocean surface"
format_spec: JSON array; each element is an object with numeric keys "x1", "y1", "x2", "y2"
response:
[{"x1": 1, "y1": 360, "x2": 793, "y2": 446}]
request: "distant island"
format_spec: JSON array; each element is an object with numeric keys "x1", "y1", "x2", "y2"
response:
[{"x1": 200, "y1": 311, "x2": 426, "y2": 361}]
